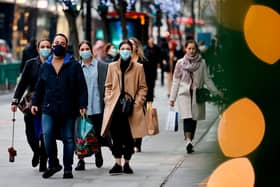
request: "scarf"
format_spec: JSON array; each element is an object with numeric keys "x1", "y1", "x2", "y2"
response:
[{"x1": 176, "y1": 54, "x2": 202, "y2": 83}]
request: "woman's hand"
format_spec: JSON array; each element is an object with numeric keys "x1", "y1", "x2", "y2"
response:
[
  {"x1": 11, "y1": 105, "x2": 17, "y2": 112},
  {"x1": 169, "y1": 100, "x2": 175, "y2": 107},
  {"x1": 31, "y1": 106, "x2": 38, "y2": 115}
]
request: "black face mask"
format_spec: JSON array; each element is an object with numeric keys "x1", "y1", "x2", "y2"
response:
[{"x1": 52, "y1": 45, "x2": 66, "y2": 57}]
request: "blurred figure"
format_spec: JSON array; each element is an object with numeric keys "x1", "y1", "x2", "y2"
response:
[
  {"x1": 167, "y1": 39, "x2": 178, "y2": 97},
  {"x1": 143, "y1": 36, "x2": 161, "y2": 100},
  {"x1": 11, "y1": 38, "x2": 51, "y2": 172},
  {"x1": 159, "y1": 37, "x2": 170, "y2": 86},
  {"x1": 20, "y1": 38, "x2": 38, "y2": 73},
  {"x1": 129, "y1": 37, "x2": 149, "y2": 153},
  {"x1": 104, "y1": 43, "x2": 119, "y2": 63},
  {"x1": 75, "y1": 40, "x2": 109, "y2": 171},
  {"x1": 198, "y1": 40, "x2": 208, "y2": 55},
  {"x1": 31, "y1": 33, "x2": 88, "y2": 179},
  {"x1": 169, "y1": 40, "x2": 223, "y2": 154},
  {"x1": 101, "y1": 40, "x2": 147, "y2": 174},
  {"x1": 93, "y1": 40, "x2": 105, "y2": 62}
]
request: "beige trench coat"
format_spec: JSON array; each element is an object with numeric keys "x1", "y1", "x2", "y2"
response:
[
  {"x1": 169, "y1": 59, "x2": 221, "y2": 120},
  {"x1": 101, "y1": 59, "x2": 148, "y2": 138}
]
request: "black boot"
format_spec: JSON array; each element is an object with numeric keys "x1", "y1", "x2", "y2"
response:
[
  {"x1": 75, "y1": 159, "x2": 85, "y2": 171},
  {"x1": 39, "y1": 156, "x2": 47, "y2": 172},
  {"x1": 95, "y1": 151, "x2": 103, "y2": 168},
  {"x1": 123, "y1": 163, "x2": 133, "y2": 174}
]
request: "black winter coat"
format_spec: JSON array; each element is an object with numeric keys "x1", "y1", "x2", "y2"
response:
[
  {"x1": 32, "y1": 53, "x2": 88, "y2": 117},
  {"x1": 13, "y1": 56, "x2": 41, "y2": 103}
]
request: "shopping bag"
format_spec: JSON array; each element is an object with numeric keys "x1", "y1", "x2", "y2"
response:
[
  {"x1": 145, "y1": 102, "x2": 159, "y2": 136},
  {"x1": 75, "y1": 116, "x2": 99, "y2": 157},
  {"x1": 165, "y1": 109, "x2": 178, "y2": 132}
]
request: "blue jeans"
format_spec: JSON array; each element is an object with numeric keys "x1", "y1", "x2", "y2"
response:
[{"x1": 42, "y1": 113, "x2": 75, "y2": 171}]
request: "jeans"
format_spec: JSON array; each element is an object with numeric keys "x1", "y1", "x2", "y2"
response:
[{"x1": 42, "y1": 113, "x2": 75, "y2": 171}]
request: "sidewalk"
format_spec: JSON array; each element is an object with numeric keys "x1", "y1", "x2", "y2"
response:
[{"x1": 0, "y1": 77, "x2": 225, "y2": 187}]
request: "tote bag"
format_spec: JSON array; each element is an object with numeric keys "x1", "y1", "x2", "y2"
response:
[
  {"x1": 165, "y1": 108, "x2": 178, "y2": 132},
  {"x1": 145, "y1": 102, "x2": 159, "y2": 136}
]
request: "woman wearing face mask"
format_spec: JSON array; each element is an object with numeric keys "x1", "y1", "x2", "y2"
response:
[
  {"x1": 74, "y1": 40, "x2": 109, "y2": 171},
  {"x1": 101, "y1": 40, "x2": 147, "y2": 175},
  {"x1": 104, "y1": 43, "x2": 119, "y2": 63},
  {"x1": 169, "y1": 40, "x2": 223, "y2": 154},
  {"x1": 11, "y1": 38, "x2": 51, "y2": 172}
]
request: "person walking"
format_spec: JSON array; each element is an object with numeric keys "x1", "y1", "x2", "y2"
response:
[
  {"x1": 104, "y1": 43, "x2": 119, "y2": 63},
  {"x1": 101, "y1": 40, "x2": 147, "y2": 174},
  {"x1": 75, "y1": 40, "x2": 109, "y2": 171},
  {"x1": 20, "y1": 38, "x2": 38, "y2": 74},
  {"x1": 11, "y1": 38, "x2": 51, "y2": 172},
  {"x1": 169, "y1": 40, "x2": 223, "y2": 154},
  {"x1": 129, "y1": 37, "x2": 153, "y2": 152},
  {"x1": 31, "y1": 33, "x2": 88, "y2": 179}
]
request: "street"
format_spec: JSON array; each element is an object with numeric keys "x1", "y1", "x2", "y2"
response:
[{"x1": 0, "y1": 78, "x2": 224, "y2": 187}]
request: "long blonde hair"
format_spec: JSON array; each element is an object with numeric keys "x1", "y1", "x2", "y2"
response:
[{"x1": 129, "y1": 37, "x2": 146, "y2": 60}]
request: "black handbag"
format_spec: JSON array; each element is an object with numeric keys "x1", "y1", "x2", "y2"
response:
[
  {"x1": 120, "y1": 92, "x2": 134, "y2": 116},
  {"x1": 196, "y1": 87, "x2": 211, "y2": 103}
]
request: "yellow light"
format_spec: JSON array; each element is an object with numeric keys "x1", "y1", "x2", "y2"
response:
[
  {"x1": 207, "y1": 158, "x2": 255, "y2": 187},
  {"x1": 218, "y1": 98, "x2": 265, "y2": 157},
  {"x1": 244, "y1": 5, "x2": 280, "y2": 64}
]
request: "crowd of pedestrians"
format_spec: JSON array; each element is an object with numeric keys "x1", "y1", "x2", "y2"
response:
[{"x1": 10, "y1": 32, "x2": 222, "y2": 179}]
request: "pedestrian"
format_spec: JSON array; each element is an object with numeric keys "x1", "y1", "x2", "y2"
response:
[
  {"x1": 31, "y1": 33, "x2": 88, "y2": 179},
  {"x1": 104, "y1": 43, "x2": 119, "y2": 63},
  {"x1": 129, "y1": 36, "x2": 153, "y2": 152},
  {"x1": 143, "y1": 36, "x2": 161, "y2": 101},
  {"x1": 75, "y1": 40, "x2": 109, "y2": 171},
  {"x1": 101, "y1": 39, "x2": 147, "y2": 174},
  {"x1": 169, "y1": 40, "x2": 223, "y2": 154},
  {"x1": 20, "y1": 38, "x2": 38, "y2": 74},
  {"x1": 11, "y1": 38, "x2": 51, "y2": 172},
  {"x1": 93, "y1": 40, "x2": 105, "y2": 62}
]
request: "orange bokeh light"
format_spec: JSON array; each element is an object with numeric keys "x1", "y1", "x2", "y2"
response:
[
  {"x1": 207, "y1": 158, "x2": 255, "y2": 187},
  {"x1": 218, "y1": 98, "x2": 265, "y2": 157},
  {"x1": 244, "y1": 5, "x2": 280, "y2": 64}
]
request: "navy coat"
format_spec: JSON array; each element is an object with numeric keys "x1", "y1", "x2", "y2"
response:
[{"x1": 32, "y1": 53, "x2": 88, "y2": 117}]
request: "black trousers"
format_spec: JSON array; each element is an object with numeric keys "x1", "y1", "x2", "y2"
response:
[
  {"x1": 24, "y1": 113, "x2": 47, "y2": 159},
  {"x1": 183, "y1": 118, "x2": 197, "y2": 140},
  {"x1": 110, "y1": 104, "x2": 134, "y2": 160}
]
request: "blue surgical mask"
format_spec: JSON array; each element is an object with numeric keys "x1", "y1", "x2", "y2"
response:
[
  {"x1": 80, "y1": 50, "x2": 92, "y2": 60},
  {"x1": 120, "y1": 50, "x2": 131, "y2": 61},
  {"x1": 39, "y1": 48, "x2": 51, "y2": 58}
]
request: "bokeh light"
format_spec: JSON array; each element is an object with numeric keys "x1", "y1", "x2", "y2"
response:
[
  {"x1": 217, "y1": 0, "x2": 253, "y2": 31},
  {"x1": 218, "y1": 98, "x2": 265, "y2": 157},
  {"x1": 244, "y1": 5, "x2": 280, "y2": 64},
  {"x1": 207, "y1": 158, "x2": 254, "y2": 187}
]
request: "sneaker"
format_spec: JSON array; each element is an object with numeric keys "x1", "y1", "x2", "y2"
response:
[
  {"x1": 186, "y1": 143, "x2": 194, "y2": 154},
  {"x1": 32, "y1": 153, "x2": 40, "y2": 167},
  {"x1": 109, "y1": 163, "x2": 122, "y2": 175},
  {"x1": 42, "y1": 165, "x2": 62, "y2": 178},
  {"x1": 123, "y1": 163, "x2": 133, "y2": 174},
  {"x1": 95, "y1": 152, "x2": 103, "y2": 168},
  {"x1": 63, "y1": 171, "x2": 73, "y2": 179},
  {"x1": 75, "y1": 159, "x2": 85, "y2": 171}
]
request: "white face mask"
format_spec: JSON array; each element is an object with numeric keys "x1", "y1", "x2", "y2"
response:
[{"x1": 120, "y1": 50, "x2": 131, "y2": 61}]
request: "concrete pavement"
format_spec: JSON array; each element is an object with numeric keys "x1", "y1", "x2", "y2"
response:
[{"x1": 0, "y1": 78, "x2": 225, "y2": 187}]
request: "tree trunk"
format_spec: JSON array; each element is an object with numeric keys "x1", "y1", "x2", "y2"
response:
[
  {"x1": 64, "y1": 10, "x2": 79, "y2": 58},
  {"x1": 119, "y1": 1, "x2": 128, "y2": 40}
]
